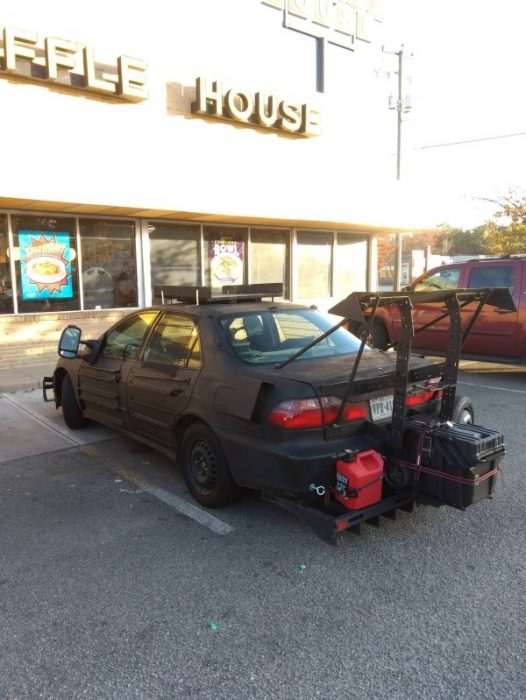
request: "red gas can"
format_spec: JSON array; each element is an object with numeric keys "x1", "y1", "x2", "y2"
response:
[{"x1": 334, "y1": 449, "x2": 384, "y2": 510}]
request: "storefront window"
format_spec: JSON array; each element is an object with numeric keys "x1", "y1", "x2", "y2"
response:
[
  {"x1": 334, "y1": 233, "x2": 368, "y2": 297},
  {"x1": 149, "y1": 223, "x2": 200, "y2": 299},
  {"x1": 80, "y1": 219, "x2": 137, "y2": 309},
  {"x1": 297, "y1": 231, "x2": 331, "y2": 298},
  {"x1": 377, "y1": 232, "x2": 398, "y2": 291},
  {"x1": 250, "y1": 228, "x2": 290, "y2": 298},
  {"x1": 12, "y1": 215, "x2": 80, "y2": 313},
  {"x1": 0, "y1": 215, "x2": 13, "y2": 314},
  {"x1": 203, "y1": 226, "x2": 248, "y2": 289}
]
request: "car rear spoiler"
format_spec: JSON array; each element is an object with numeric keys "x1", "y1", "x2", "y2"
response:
[
  {"x1": 326, "y1": 287, "x2": 516, "y2": 447},
  {"x1": 329, "y1": 287, "x2": 516, "y2": 323}
]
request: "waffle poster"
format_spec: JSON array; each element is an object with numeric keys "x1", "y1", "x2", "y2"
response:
[
  {"x1": 209, "y1": 239, "x2": 244, "y2": 285},
  {"x1": 19, "y1": 232, "x2": 74, "y2": 300}
]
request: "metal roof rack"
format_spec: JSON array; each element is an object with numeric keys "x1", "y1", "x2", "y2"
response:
[
  {"x1": 153, "y1": 282, "x2": 283, "y2": 305},
  {"x1": 466, "y1": 254, "x2": 526, "y2": 262}
]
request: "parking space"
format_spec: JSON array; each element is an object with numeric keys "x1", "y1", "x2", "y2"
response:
[{"x1": 0, "y1": 362, "x2": 525, "y2": 698}]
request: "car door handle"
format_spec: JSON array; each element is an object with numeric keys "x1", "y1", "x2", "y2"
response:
[
  {"x1": 495, "y1": 308, "x2": 514, "y2": 314},
  {"x1": 170, "y1": 388, "x2": 185, "y2": 396}
]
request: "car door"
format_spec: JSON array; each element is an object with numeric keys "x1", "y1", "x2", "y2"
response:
[
  {"x1": 461, "y1": 262, "x2": 521, "y2": 356},
  {"x1": 78, "y1": 311, "x2": 159, "y2": 428},
  {"x1": 126, "y1": 312, "x2": 202, "y2": 446},
  {"x1": 409, "y1": 265, "x2": 465, "y2": 351}
]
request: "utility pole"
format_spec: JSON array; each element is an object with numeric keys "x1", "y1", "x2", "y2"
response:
[
  {"x1": 396, "y1": 46, "x2": 404, "y2": 181},
  {"x1": 383, "y1": 45, "x2": 411, "y2": 181}
]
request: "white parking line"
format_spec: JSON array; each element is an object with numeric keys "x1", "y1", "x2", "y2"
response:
[
  {"x1": 114, "y1": 467, "x2": 235, "y2": 536},
  {"x1": 458, "y1": 380, "x2": 526, "y2": 395}
]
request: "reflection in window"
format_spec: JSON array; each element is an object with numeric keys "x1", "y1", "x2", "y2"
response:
[
  {"x1": 297, "y1": 231, "x2": 331, "y2": 298},
  {"x1": 413, "y1": 267, "x2": 461, "y2": 291},
  {"x1": 144, "y1": 314, "x2": 201, "y2": 368},
  {"x1": 80, "y1": 219, "x2": 137, "y2": 310},
  {"x1": 0, "y1": 215, "x2": 13, "y2": 314},
  {"x1": 103, "y1": 311, "x2": 157, "y2": 360},
  {"x1": 377, "y1": 232, "x2": 398, "y2": 292},
  {"x1": 221, "y1": 308, "x2": 363, "y2": 364},
  {"x1": 12, "y1": 215, "x2": 80, "y2": 313},
  {"x1": 149, "y1": 223, "x2": 200, "y2": 298},
  {"x1": 250, "y1": 228, "x2": 289, "y2": 298},
  {"x1": 334, "y1": 233, "x2": 368, "y2": 297}
]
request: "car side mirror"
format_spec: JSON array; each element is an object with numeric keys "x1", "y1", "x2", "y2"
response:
[{"x1": 58, "y1": 325, "x2": 82, "y2": 358}]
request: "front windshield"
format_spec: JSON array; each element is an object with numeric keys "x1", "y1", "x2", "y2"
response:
[{"x1": 220, "y1": 308, "x2": 366, "y2": 364}]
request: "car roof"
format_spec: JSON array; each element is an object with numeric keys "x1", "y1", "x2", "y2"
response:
[{"x1": 145, "y1": 301, "x2": 314, "y2": 317}]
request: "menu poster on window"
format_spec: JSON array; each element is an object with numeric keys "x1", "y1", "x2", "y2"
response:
[
  {"x1": 19, "y1": 232, "x2": 73, "y2": 300},
  {"x1": 209, "y1": 240, "x2": 244, "y2": 285}
]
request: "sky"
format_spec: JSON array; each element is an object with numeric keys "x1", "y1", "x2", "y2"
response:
[{"x1": 380, "y1": 0, "x2": 526, "y2": 228}]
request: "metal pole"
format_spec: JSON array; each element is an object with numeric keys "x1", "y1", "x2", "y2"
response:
[{"x1": 396, "y1": 47, "x2": 403, "y2": 181}]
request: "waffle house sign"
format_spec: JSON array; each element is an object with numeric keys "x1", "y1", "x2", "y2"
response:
[
  {"x1": 0, "y1": 26, "x2": 147, "y2": 101},
  {"x1": 262, "y1": 0, "x2": 383, "y2": 49}
]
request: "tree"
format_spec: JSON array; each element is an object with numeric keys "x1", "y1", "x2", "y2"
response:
[
  {"x1": 480, "y1": 190, "x2": 526, "y2": 255},
  {"x1": 443, "y1": 224, "x2": 490, "y2": 256}
]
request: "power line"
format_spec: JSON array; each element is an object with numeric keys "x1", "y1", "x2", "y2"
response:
[{"x1": 417, "y1": 132, "x2": 526, "y2": 150}]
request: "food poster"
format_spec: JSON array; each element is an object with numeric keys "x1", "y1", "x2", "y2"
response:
[
  {"x1": 19, "y1": 232, "x2": 74, "y2": 300},
  {"x1": 209, "y1": 239, "x2": 244, "y2": 286}
]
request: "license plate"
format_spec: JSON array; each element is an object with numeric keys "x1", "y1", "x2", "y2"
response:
[{"x1": 370, "y1": 394, "x2": 394, "y2": 422}]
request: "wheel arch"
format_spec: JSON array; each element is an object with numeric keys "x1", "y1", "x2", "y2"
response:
[
  {"x1": 53, "y1": 367, "x2": 68, "y2": 407},
  {"x1": 174, "y1": 414, "x2": 204, "y2": 451}
]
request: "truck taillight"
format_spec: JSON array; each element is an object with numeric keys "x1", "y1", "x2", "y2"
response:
[{"x1": 266, "y1": 397, "x2": 367, "y2": 429}]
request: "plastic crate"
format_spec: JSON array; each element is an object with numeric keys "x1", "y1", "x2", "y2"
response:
[{"x1": 403, "y1": 415, "x2": 505, "y2": 509}]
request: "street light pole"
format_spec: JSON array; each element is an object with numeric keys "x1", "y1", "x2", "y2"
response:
[
  {"x1": 383, "y1": 44, "x2": 411, "y2": 181},
  {"x1": 396, "y1": 46, "x2": 404, "y2": 181}
]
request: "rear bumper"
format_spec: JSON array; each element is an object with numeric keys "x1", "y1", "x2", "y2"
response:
[{"x1": 216, "y1": 425, "x2": 378, "y2": 495}]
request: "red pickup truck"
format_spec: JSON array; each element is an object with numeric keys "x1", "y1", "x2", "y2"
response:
[{"x1": 368, "y1": 256, "x2": 526, "y2": 364}]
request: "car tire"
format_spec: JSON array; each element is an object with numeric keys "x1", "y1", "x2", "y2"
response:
[
  {"x1": 371, "y1": 320, "x2": 389, "y2": 350},
  {"x1": 180, "y1": 422, "x2": 239, "y2": 507},
  {"x1": 452, "y1": 395, "x2": 474, "y2": 424},
  {"x1": 61, "y1": 373, "x2": 87, "y2": 429}
]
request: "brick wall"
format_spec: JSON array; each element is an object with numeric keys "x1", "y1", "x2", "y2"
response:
[{"x1": 0, "y1": 310, "x2": 129, "y2": 367}]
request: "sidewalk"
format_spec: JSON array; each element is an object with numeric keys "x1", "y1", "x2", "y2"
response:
[{"x1": 0, "y1": 361, "x2": 57, "y2": 394}]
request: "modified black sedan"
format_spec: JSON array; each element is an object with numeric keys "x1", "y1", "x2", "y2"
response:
[{"x1": 44, "y1": 284, "x2": 503, "y2": 543}]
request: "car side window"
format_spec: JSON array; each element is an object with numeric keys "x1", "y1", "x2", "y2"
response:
[
  {"x1": 143, "y1": 313, "x2": 201, "y2": 369},
  {"x1": 468, "y1": 265, "x2": 515, "y2": 292},
  {"x1": 102, "y1": 312, "x2": 158, "y2": 360},
  {"x1": 413, "y1": 267, "x2": 461, "y2": 291}
]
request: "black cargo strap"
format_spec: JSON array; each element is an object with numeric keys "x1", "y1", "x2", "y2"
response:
[
  {"x1": 346, "y1": 475, "x2": 383, "y2": 498},
  {"x1": 396, "y1": 459, "x2": 500, "y2": 487}
]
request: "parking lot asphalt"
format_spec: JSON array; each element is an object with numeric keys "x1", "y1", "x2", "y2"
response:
[{"x1": 1, "y1": 359, "x2": 525, "y2": 699}]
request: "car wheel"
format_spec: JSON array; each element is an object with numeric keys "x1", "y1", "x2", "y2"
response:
[
  {"x1": 452, "y1": 395, "x2": 474, "y2": 424},
  {"x1": 61, "y1": 373, "x2": 87, "y2": 429},
  {"x1": 371, "y1": 320, "x2": 389, "y2": 350},
  {"x1": 180, "y1": 423, "x2": 239, "y2": 507}
]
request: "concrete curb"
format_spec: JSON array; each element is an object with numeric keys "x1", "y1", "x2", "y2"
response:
[{"x1": 0, "y1": 363, "x2": 56, "y2": 394}]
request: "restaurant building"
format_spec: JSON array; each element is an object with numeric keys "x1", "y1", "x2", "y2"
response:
[{"x1": 0, "y1": 1, "x2": 426, "y2": 364}]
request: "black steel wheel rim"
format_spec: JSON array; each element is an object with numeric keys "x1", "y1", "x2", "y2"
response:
[{"x1": 189, "y1": 439, "x2": 217, "y2": 492}]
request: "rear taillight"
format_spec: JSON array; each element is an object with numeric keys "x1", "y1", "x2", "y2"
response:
[
  {"x1": 266, "y1": 396, "x2": 367, "y2": 429},
  {"x1": 405, "y1": 389, "x2": 443, "y2": 407}
]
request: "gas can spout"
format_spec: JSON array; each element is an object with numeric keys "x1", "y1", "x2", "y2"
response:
[{"x1": 309, "y1": 484, "x2": 326, "y2": 497}]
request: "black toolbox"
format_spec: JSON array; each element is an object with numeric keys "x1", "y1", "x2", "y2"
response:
[{"x1": 402, "y1": 415, "x2": 505, "y2": 509}]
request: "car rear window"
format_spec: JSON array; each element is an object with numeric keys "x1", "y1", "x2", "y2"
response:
[{"x1": 220, "y1": 308, "x2": 364, "y2": 364}]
